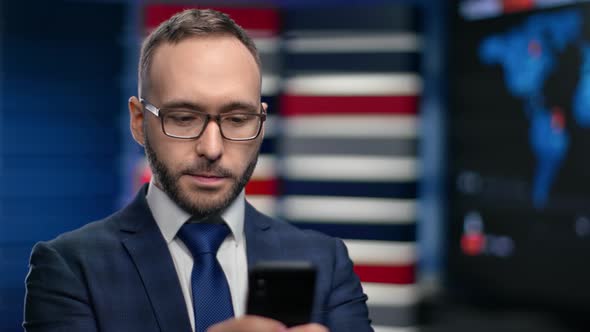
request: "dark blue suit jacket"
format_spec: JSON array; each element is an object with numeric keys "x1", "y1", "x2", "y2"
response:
[{"x1": 23, "y1": 187, "x2": 372, "y2": 331}]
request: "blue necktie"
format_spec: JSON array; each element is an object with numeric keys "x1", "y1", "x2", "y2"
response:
[{"x1": 178, "y1": 221, "x2": 234, "y2": 332}]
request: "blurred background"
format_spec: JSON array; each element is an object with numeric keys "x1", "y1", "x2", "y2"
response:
[{"x1": 1, "y1": 0, "x2": 590, "y2": 331}]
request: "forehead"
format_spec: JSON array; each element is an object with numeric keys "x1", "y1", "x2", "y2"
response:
[{"x1": 148, "y1": 35, "x2": 261, "y2": 106}]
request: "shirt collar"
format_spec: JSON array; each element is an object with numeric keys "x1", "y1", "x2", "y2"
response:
[{"x1": 146, "y1": 180, "x2": 245, "y2": 245}]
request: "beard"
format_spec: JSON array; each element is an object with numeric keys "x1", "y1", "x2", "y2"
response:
[{"x1": 144, "y1": 133, "x2": 258, "y2": 219}]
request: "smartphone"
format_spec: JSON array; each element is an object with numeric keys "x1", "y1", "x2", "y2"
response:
[{"x1": 246, "y1": 261, "x2": 317, "y2": 327}]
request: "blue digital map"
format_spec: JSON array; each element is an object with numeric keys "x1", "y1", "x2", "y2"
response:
[{"x1": 479, "y1": 9, "x2": 590, "y2": 208}]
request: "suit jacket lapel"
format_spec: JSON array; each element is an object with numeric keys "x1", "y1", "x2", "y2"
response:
[
  {"x1": 118, "y1": 186, "x2": 192, "y2": 332},
  {"x1": 244, "y1": 202, "x2": 283, "y2": 269}
]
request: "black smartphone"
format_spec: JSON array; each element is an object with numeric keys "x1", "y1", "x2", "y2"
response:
[{"x1": 246, "y1": 261, "x2": 317, "y2": 327}]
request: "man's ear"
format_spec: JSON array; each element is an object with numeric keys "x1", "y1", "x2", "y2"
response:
[
  {"x1": 129, "y1": 96, "x2": 146, "y2": 146},
  {"x1": 260, "y1": 102, "x2": 268, "y2": 140}
]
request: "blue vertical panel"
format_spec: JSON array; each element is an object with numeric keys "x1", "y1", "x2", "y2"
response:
[
  {"x1": 119, "y1": 0, "x2": 143, "y2": 207},
  {"x1": 0, "y1": 1, "x2": 124, "y2": 331},
  {"x1": 416, "y1": 0, "x2": 447, "y2": 289}
]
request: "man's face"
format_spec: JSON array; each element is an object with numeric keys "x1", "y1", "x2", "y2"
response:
[{"x1": 130, "y1": 35, "x2": 264, "y2": 218}]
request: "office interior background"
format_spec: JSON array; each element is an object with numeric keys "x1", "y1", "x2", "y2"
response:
[{"x1": 1, "y1": 0, "x2": 589, "y2": 331}]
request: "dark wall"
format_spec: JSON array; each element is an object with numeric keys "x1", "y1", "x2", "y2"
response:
[{"x1": 0, "y1": 1, "x2": 124, "y2": 330}]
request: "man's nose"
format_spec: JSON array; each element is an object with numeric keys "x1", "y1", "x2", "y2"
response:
[{"x1": 196, "y1": 121, "x2": 224, "y2": 161}]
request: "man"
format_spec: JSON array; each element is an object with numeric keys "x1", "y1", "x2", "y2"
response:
[{"x1": 23, "y1": 9, "x2": 372, "y2": 332}]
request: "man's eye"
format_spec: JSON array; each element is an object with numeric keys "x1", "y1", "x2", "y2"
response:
[
  {"x1": 167, "y1": 113, "x2": 202, "y2": 126},
  {"x1": 224, "y1": 114, "x2": 255, "y2": 124},
  {"x1": 172, "y1": 115, "x2": 196, "y2": 122},
  {"x1": 228, "y1": 115, "x2": 248, "y2": 123}
]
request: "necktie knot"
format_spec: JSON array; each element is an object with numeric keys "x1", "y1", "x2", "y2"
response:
[{"x1": 178, "y1": 222, "x2": 230, "y2": 255}]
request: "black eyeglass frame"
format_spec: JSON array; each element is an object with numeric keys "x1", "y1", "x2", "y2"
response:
[{"x1": 140, "y1": 98, "x2": 267, "y2": 141}]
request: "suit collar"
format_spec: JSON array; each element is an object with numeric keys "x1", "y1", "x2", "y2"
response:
[
  {"x1": 118, "y1": 185, "x2": 192, "y2": 332},
  {"x1": 243, "y1": 202, "x2": 283, "y2": 269},
  {"x1": 117, "y1": 184, "x2": 152, "y2": 234}
]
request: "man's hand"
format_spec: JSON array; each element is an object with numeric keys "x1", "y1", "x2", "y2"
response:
[{"x1": 207, "y1": 316, "x2": 328, "y2": 332}]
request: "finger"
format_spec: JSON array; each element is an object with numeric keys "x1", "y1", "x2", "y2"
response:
[{"x1": 207, "y1": 316, "x2": 287, "y2": 332}]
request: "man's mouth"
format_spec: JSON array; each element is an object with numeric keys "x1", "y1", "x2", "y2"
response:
[
  {"x1": 193, "y1": 173, "x2": 225, "y2": 178},
  {"x1": 186, "y1": 172, "x2": 229, "y2": 186}
]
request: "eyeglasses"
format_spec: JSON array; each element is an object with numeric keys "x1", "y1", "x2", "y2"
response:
[{"x1": 140, "y1": 98, "x2": 266, "y2": 141}]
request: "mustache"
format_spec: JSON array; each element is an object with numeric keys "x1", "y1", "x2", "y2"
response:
[{"x1": 181, "y1": 162, "x2": 234, "y2": 178}]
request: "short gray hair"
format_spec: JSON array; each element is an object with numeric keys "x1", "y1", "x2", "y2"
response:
[{"x1": 138, "y1": 8, "x2": 260, "y2": 97}]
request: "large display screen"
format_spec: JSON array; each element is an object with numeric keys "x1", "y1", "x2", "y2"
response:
[{"x1": 448, "y1": 1, "x2": 590, "y2": 315}]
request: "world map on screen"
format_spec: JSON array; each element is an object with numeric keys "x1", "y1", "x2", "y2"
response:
[{"x1": 479, "y1": 9, "x2": 590, "y2": 208}]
